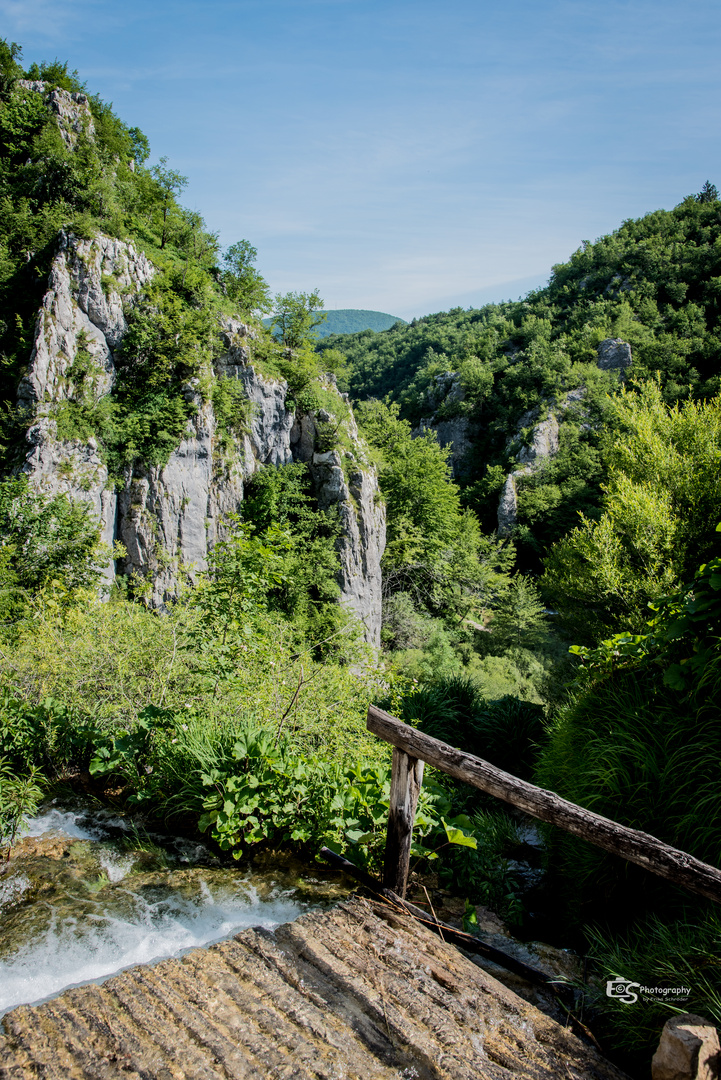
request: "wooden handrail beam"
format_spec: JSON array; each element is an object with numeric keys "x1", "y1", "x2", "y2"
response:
[{"x1": 367, "y1": 704, "x2": 721, "y2": 906}]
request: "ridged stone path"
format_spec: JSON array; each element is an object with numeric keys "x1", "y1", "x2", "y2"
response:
[{"x1": 0, "y1": 897, "x2": 629, "y2": 1079}]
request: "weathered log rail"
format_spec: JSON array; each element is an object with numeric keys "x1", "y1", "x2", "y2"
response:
[{"x1": 367, "y1": 703, "x2": 721, "y2": 905}]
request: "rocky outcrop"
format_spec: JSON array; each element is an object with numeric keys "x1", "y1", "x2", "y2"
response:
[
  {"x1": 291, "y1": 402, "x2": 385, "y2": 646},
  {"x1": 23, "y1": 420, "x2": 118, "y2": 589},
  {"x1": 0, "y1": 896, "x2": 630, "y2": 1080},
  {"x1": 18, "y1": 230, "x2": 154, "y2": 408},
  {"x1": 496, "y1": 339, "x2": 630, "y2": 535},
  {"x1": 413, "y1": 371, "x2": 473, "y2": 477},
  {"x1": 597, "y1": 337, "x2": 632, "y2": 372},
  {"x1": 18, "y1": 80, "x2": 96, "y2": 149},
  {"x1": 20, "y1": 232, "x2": 155, "y2": 589},
  {"x1": 18, "y1": 233, "x2": 384, "y2": 643},
  {"x1": 497, "y1": 404, "x2": 565, "y2": 537}
]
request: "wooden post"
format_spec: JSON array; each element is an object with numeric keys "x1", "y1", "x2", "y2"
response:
[{"x1": 383, "y1": 746, "x2": 424, "y2": 898}]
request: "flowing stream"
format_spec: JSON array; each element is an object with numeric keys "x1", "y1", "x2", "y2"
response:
[{"x1": 0, "y1": 800, "x2": 343, "y2": 1017}]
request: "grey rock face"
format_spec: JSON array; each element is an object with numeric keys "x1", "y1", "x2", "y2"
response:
[
  {"x1": 291, "y1": 403, "x2": 385, "y2": 647},
  {"x1": 19, "y1": 231, "x2": 154, "y2": 407},
  {"x1": 239, "y1": 366, "x2": 295, "y2": 472},
  {"x1": 597, "y1": 338, "x2": 632, "y2": 371},
  {"x1": 18, "y1": 235, "x2": 384, "y2": 643},
  {"x1": 497, "y1": 393, "x2": 586, "y2": 536},
  {"x1": 20, "y1": 233, "x2": 154, "y2": 585},
  {"x1": 413, "y1": 371, "x2": 472, "y2": 478},
  {"x1": 116, "y1": 401, "x2": 247, "y2": 605},
  {"x1": 18, "y1": 81, "x2": 96, "y2": 149},
  {"x1": 516, "y1": 409, "x2": 560, "y2": 466},
  {"x1": 24, "y1": 420, "x2": 117, "y2": 591},
  {"x1": 497, "y1": 473, "x2": 519, "y2": 537},
  {"x1": 416, "y1": 415, "x2": 472, "y2": 476}
]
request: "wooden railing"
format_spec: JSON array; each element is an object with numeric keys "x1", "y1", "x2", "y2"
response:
[{"x1": 367, "y1": 704, "x2": 721, "y2": 905}]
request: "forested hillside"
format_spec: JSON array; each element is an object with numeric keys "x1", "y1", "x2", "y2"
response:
[
  {"x1": 321, "y1": 187, "x2": 721, "y2": 553},
  {"x1": 265, "y1": 308, "x2": 406, "y2": 338},
  {"x1": 0, "y1": 38, "x2": 720, "y2": 1076}
]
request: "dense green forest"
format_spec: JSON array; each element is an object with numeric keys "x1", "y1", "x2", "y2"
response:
[
  {"x1": 264, "y1": 308, "x2": 406, "y2": 337},
  {"x1": 0, "y1": 38, "x2": 720, "y2": 1075}
]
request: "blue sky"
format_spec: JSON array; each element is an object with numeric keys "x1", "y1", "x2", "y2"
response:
[{"x1": 3, "y1": 0, "x2": 720, "y2": 319}]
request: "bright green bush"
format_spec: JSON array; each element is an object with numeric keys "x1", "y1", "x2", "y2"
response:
[{"x1": 543, "y1": 384, "x2": 721, "y2": 638}]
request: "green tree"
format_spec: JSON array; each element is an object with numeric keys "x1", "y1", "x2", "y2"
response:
[
  {"x1": 542, "y1": 383, "x2": 721, "y2": 638},
  {"x1": 151, "y1": 156, "x2": 188, "y2": 249},
  {"x1": 696, "y1": 180, "x2": 719, "y2": 203},
  {"x1": 222, "y1": 240, "x2": 271, "y2": 317},
  {"x1": 357, "y1": 400, "x2": 511, "y2": 625},
  {"x1": 271, "y1": 290, "x2": 326, "y2": 349},
  {"x1": 0, "y1": 38, "x2": 22, "y2": 101},
  {"x1": 0, "y1": 476, "x2": 108, "y2": 625},
  {"x1": 488, "y1": 576, "x2": 547, "y2": 650}
]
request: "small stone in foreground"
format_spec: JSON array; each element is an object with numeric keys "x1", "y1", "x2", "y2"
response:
[{"x1": 652, "y1": 1013, "x2": 720, "y2": 1080}]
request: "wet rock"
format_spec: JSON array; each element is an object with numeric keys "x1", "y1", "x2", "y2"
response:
[
  {"x1": 0, "y1": 895, "x2": 630, "y2": 1079},
  {"x1": 652, "y1": 1014, "x2": 721, "y2": 1080},
  {"x1": 6, "y1": 836, "x2": 74, "y2": 861}
]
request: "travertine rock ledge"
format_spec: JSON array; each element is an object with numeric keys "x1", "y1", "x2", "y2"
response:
[{"x1": 0, "y1": 897, "x2": 629, "y2": 1079}]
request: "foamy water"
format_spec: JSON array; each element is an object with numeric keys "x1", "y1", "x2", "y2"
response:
[{"x1": 0, "y1": 804, "x2": 331, "y2": 1015}]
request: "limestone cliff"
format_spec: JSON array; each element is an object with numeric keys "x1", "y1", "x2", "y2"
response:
[
  {"x1": 412, "y1": 371, "x2": 474, "y2": 478},
  {"x1": 18, "y1": 232, "x2": 385, "y2": 645},
  {"x1": 17, "y1": 80, "x2": 96, "y2": 149},
  {"x1": 496, "y1": 341, "x2": 632, "y2": 535}
]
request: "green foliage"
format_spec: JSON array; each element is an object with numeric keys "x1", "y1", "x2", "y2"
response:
[
  {"x1": 400, "y1": 675, "x2": 544, "y2": 781},
  {"x1": 0, "y1": 690, "x2": 97, "y2": 772},
  {"x1": 484, "y1": 575, "x2": 548, "y2": 651},
  {"x1": 0, "y1": 757, "x2": 45, "y2": 858},
  {"x1": 240, "y1": 464, "x2": 355, "y2": 653},
  {"x1": 537, "y1": 536, "x2": 721, "y2": 925},
  {"x1": 221, "y1": 240, "x2": 271, "y2": 317},
  {"x1": 0, "y1": 40, "x2": 23, "y2": 101},
  {"x1": 0, "y1": 45, "x2": 227, "y2": 469},
  {"x1": 357, "y1": 399, "x2": 512, "y2": 629},
  {"x1": 306, "y1": 309, "x2": 406, "y2": 339},
  {"x1": 325, "y1": 190, "x2": 721, "y2": 560},
  {"x1": 271, "y1": 289, "x2": 326, "y2": 349},
  {"x1": 49, "y1": 265, "x2": 225, "y2": 475},
  {"x1": 24, "y1": 58, "x2": 85, "y2": 93},
  {"x1": 542, "y1": 383, "x2": 721, "y2": 638},
  {"x1": 568, "y1": 532, "x2": 721, "y2": 692},
  {"x1": 150, "y1": 157, "x2": 188, "y2": 250},
  {"x1": 441, "y1": 809, "x2": 525, "y2": 925},
  {"x1": 211, "y1": 376, "x2": 254, "y2": 450},
  {"x1": 584, "y1": 913, "x2": 721, "y2": 1068},
  {"x1": 89, "y1": 703, "x2": 175, "y2": 800},
  {"x1": 0, "y1": 475, "x2": 107, "y2": 625}
]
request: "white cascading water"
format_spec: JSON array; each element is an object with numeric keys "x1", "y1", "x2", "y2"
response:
[{"x1": 0, "y1": 804, "x2": 325, "y2": 1016}]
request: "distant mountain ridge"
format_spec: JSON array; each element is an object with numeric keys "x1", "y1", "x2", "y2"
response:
[{"x1": 264, "y1": 309, "x2": 406, "y2": 339}]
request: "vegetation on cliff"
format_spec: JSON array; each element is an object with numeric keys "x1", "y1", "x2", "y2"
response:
[{"x1": 1, "y1": 39, "x2": 720, "y2": 1074}]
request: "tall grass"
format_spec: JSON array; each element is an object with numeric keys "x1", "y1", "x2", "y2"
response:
[
  {"x1": 536, "y1": 663, "x2": 721, "y2": 924},
  {"x1": 584, "y1": 912, "x2": 721, "y2": 1070}
]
